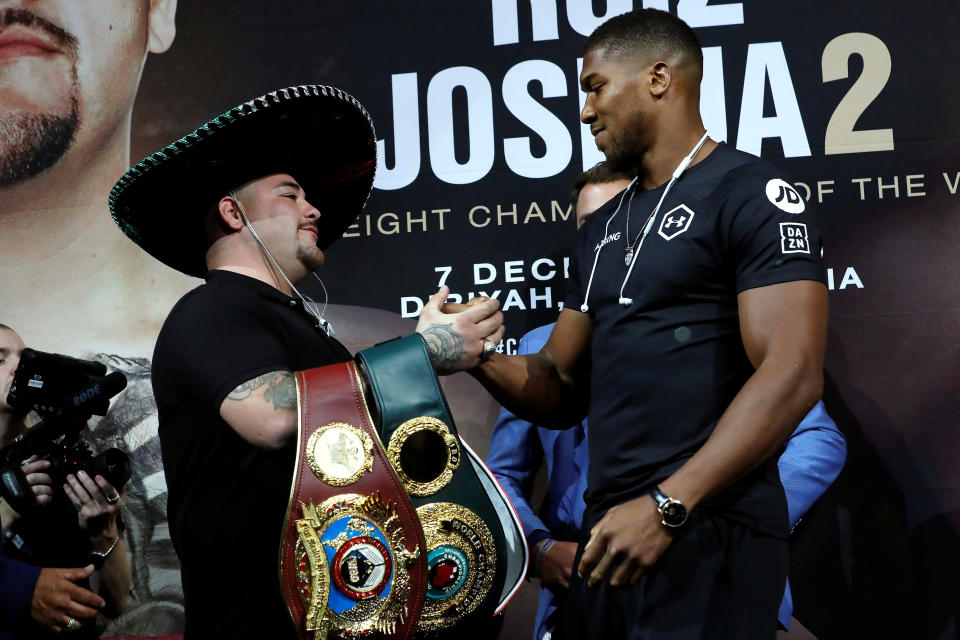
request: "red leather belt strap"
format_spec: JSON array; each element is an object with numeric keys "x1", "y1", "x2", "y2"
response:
[{"x1": 279, "y1": 362, "x2": 427, "y2": 639}]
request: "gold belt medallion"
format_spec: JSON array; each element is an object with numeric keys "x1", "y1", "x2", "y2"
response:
[
  {"x1": 386, "y1": 416, "x2": 460, "y2": 497},
  {"x1": 415, "y1": 502, "x2": 497, "y2": 632},
  {"x1": 294, "y1": 492, "x2": 420, "y2": 638},
  {"x1": 306, "y1": 422, "x2": 374, "y2": 487}
]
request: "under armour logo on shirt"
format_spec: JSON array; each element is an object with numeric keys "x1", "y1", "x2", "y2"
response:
[
  {"x1": 664, "y1": 214, "x2": 687, "y2": 229},
  {"x1": 658, "y1": 204, "x2": 695, "y2": 240}
]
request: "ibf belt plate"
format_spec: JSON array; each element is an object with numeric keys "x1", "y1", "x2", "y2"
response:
[{"x1": 295, "y1": 492, "x2": 420, "y2": 638}]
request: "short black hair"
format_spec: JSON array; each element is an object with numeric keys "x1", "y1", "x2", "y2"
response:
[
  {"x1": 585, "y1": 9, "x2": 703, "y2": 76},
  {"x1": 570, "y1": 162, "x2": 633, "y2": 211}
]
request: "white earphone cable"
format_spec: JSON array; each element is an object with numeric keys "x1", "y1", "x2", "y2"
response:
[
  {"x1": 229, "y1": 191, "x2": 334, "y2": 336},
  {"x1": 580, "y1": 132, "x2": 710, "y2": 311},
  {"x1": 580, "y1": 177, "x2": 638, "y2": 313}
]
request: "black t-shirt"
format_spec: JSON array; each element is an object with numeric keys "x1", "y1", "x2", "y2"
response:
[
  {"x1": 564, "y1": 143, "x2": 825, "y2": 538},
  {"x1": 152, "y1": 270, "x2": 351, "y2": 639}
]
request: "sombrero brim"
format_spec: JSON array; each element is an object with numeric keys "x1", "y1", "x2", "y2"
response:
[{"x1": 109, "y1": 85, "x2": 377, "y2": 277}]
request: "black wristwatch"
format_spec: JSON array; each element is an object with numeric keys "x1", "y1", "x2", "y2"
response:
[{"x1": 649, "y1": 486, "x2": 688, "y2": 528}]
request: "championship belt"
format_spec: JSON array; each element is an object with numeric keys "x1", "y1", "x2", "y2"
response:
[
  {"x1": 355, "y1": 335, "x2": 528, "y2": 633},
  {"x1": 280, "y1": 362, "x2": 427, "y2": 639},
  {"x1": 281, "y1": 336, "x2": 527, "y2": 638}
]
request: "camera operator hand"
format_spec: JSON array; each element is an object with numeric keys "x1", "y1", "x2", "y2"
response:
[
  {"x1": 31, "y1": 564, "x2": 105, "y2": 633},
  {"x1": 18, "y1": 455, "x2": 55, "y2": 505},
  {"x1": 0, "y1": 455, "x2": 55, "y2": 527},
  {"x1": 63, "y1": 470, "x2": 122, "y2": 537},
  {"x1": 62, "y1": 470, "x2": 132, "y2": 616}
]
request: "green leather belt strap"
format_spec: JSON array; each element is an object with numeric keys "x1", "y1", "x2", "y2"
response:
[
  {"x1": 355, "y1": 334, "x2": 509, "y2": 630},
  {"x1": 357, "y1": 334, "x2": 455, "y2": 433}
]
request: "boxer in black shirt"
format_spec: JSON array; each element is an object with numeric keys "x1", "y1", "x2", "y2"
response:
[
  {"x1": 468, "y1": 10, "x2": 827, "y2": 638},
  {"x1": 109, "y1": 86, "x2": 504, "y2": 638},
  {"x1": 568, "y1": 140, "x2": 824, "y2": 543}
]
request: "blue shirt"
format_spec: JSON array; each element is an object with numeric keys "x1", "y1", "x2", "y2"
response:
[
  {"x1": 486, "y1": 323, "x2": 846, "y2": 638},
  {"x1": 0, "y1": 512, "x2": 41, "y2": 639}
]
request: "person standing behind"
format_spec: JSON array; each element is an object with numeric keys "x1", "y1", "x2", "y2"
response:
[
  {"x1": 486, "y1": 165, "x2": 847, "y2": 639},
  {"x1": 486, "y1": 163, "x2": 629, "y2": 640}
]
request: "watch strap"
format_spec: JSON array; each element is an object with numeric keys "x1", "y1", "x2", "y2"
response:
[{"x1": 649, "y1": 486, "x2": 670, "y2": 509}]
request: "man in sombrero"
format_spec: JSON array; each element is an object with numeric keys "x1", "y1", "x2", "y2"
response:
[{"x1": 108, "y1": 85, "x2": 504, "y2": 638}]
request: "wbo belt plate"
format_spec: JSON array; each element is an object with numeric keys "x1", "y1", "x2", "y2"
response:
[
  {"x1": 415, "y1": 502, "x2": 496, "y2": 632},
  {"x1": 307, "y1": 422, "x2": 374, "y2": 487},
  {"x1": 294, "y1": 492, "x2": 420, "y2": 638}
]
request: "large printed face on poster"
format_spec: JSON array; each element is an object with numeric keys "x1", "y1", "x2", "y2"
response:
[
  {"x1": 0, "y1": 1, "x2": 166, "y2": 185},
  {"x1": 0, "y1": 0, "x2": 190, "y2": 356},
  {"x1": 3, "y1": 1, "x2": 959, "y2": 637},
  {"x1": 0, "y1": 1, "x2": 192, "y2": 631}
]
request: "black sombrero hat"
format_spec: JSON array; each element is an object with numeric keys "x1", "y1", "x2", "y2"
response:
[{"x1": 109, "y1": 85, "x2": 377, "y2": 277}]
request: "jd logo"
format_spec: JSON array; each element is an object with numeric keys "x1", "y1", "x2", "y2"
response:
[
  {"x1": 779, "y1": 222, "x2": 811, "y2": 254},
  {"x1": 658, "y1": 204, "x2": 695, "y2": 241},
  {"x1": 765, "y1": 178, "x2": 805, "y2": 214}
]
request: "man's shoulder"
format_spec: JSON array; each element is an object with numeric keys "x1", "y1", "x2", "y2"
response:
[
  {"x1": 682, "y1": 145, "x2": 813, "y2": 233},
  {"x1": 158, "y1": 283, "x2": 221, "y2": 332},
  {"x1": 153, "y1": 280, "x2": 258, "y2": 361},
  {"x1": 162, "y1": 277, "x2": 265, "y2": 327},
  {"x1": 705, "y1": 145, "x2": 799, "y2": 203}
]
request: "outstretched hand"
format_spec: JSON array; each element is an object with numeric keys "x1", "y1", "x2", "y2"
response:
[
  {"x1": 440, "y1": 294, "x2": 489, "y2": 314},
  {"x1": 416, "y1": 286, "x2": 504, "y2": 374}
]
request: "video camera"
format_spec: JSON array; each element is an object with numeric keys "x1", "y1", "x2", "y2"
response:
[{"x1": 0, "y1": 349, "x2": 129, "y2": 514}]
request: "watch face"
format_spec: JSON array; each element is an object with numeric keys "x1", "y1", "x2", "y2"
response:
[{"x1": 662, "y1": 500, "x2": 688, "y2": 527}]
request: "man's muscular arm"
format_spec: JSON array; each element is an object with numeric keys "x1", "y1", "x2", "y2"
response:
[
  {"x1": 580, "y1": 280, "x2": 827, "y2": 587},
  {"x1": 661, "y1": 280, "x2": 828, "y2": 507},
  {"x1": 219, "y1": 371, "x2": 298, "y2": 449},
  {"x1": 472, "y1": 308, "x2": 593, "y2": 428}
]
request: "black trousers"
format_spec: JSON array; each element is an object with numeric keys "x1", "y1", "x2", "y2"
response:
[{"x1": 554, "y1": 512, "x2": 787, "y2": 640}]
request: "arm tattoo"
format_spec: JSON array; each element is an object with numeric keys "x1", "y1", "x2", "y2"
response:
[
  {"x1": 227, "y1": 371, "x2": 297, "y2": 411},
  {"x1": 420, "y1": 322, "x2": 465, "y2": 373}
]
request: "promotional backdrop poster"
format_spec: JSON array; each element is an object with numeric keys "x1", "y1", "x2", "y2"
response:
[{"x1": 1, "y1": 1, "x2": 957, "y2": 638}]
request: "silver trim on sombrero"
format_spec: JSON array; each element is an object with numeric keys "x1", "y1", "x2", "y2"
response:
[{"x1": 110, "y1": 85, "x2": 375, "y2": 234}]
